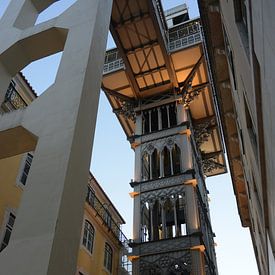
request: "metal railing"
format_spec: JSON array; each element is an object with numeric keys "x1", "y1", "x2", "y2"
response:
[
  {"x1": 3, "y1": 82, "x2": 27, "y2": 110},
  {"x1": 86, "y1": 187, "x2": 132, "y2": 273},
  {"x1": 86, "y1": 186, "x2": 128, "y2": 244},
  {"x1": 103, "y1": 48, "x2": 125, "y2": 75},
  {"x1": 168, "y1": 19, "x2": 202, "y2": 52}
]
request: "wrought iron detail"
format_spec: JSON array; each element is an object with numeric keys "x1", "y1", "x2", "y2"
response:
[
  {"x1": 180, "y1": 82, "x2": 204, "y2": 108},
  {"x1": 139, "y1": 250, "x2": 192, "y2": 275},
  {"x1": 114, "y1": 99, "x2": 136, "y2": 122},
  {"x1": 201, "y1": 158, "x2": 224, "y2": 174},
  {"x1": 140, "y1": 185, "x2": 185, "y2": 204},
  {"x1": 4, "y1": 82, "x2": 27, "y2": 110},
  {"x1": 138, "y1": 173, "x2": 193, "y2": 193},
  {"x1": 193, "y1": 117, "x2": 216, "y2": 147}
]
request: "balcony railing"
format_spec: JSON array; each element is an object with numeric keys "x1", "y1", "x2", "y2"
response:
[
  {"x1": 168, "y1": 19, "x2": 202, "y2": 52},
  {"x1": 86, "y1": 186, "x2": 128, "y2": 244},
  {"x1": 103, "y1": 48, "x2": 125, "y2": 75},
  {"x1": 86, "y1": 186, "x2": 132, "y2": 273},
  {"x1": 3, "y1": 82, "x2": 27, "y2": 110}
]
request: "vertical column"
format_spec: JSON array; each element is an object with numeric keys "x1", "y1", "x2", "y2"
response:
[
  {"x1": 166, "y1": 105, "x2": 170, "y2": 128},
  {"x1": 160, "y1": 150, "x2": 164, "y2": 177},
  {"x1": 190, "y1": 246, "x2": 206, "y2": 275},
  {"x1": 148, "y1": 110, "x2": 152, "y2": 133},
  {"x1": 169, "y1": 149, "x2": 174, "y2": 175},
  {"x1": 180, "y1": 131, "x2": 193, "y2": 171},
  {"x1": 149, "y1": 201, "x2": 154, "y2": 241},
  {"x1": 157, "y1": 107, "x2": 162, "y2": 130},
  {"x1": 176, "y1": 103, "x2": 188, "y2": 124},
  {"x1": 172, "y1": 197, "x2": 179, "y2": 237},
  {"x1": 134, "y1": 144, "x2": 142, "y2": 182},
  {"x1": 131, "y1": 190, "x2": 141, "y2": 242},
  {"x1": 185, "y1": 180, "x2": 199, "y2": 234},
  {"x1": 160, "y1": 199, "x2": 167, "y2": 239},
  {"x1": 135, "y1": 113, "x2": 143, "y2": 135}
]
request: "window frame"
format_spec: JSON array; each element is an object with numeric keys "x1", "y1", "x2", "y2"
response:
[
  {"x1": 104, "y1": 243, "x2": 113, "y2": 273},
  {"x1": 0, "y1": 210, "x2": 16, "y2": 252},
  {"x1": 16, "y1": 152, "x2": 33, "y2": 188},
  {"x1": 82, "y1": 220, "x2": 95, "y2": 254}
]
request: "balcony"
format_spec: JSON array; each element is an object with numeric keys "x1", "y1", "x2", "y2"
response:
[
  {"x1": 2, "y1": 82, "x2": 27, "y2": 111},
  {"x1": 86, "y1": 186, "x2": 128, "y2": 245},
  {"x1": 103, "y1": 48, "x2": 124, "y2": 75},
  {"x1": 168, "y1": 18, "x2": 202, "y2": 52}
]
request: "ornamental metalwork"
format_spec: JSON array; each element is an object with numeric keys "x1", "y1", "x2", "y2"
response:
[
  {"x1": 202, "y1": 158, "x2": 224, "y2": 174},
  {"x1": 114, "y1": 99, "x2": 136, "y2": 122},
  {"x1": 193, "y1": 117, "x2": 216, "y2": 147},
  {"x1": 139, "y1": 251, "x2": 192, "y2": 274},
  {"x1": 4, "y1": 82, "x2": 27, "y2": 110},
  {"x1": 86, "y1": 185, "x2": 128, "y2": 245}
]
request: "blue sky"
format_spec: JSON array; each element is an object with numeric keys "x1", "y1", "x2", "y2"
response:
[{"x1": 0, "y1": 1, "x2": 258, "y2": 274}]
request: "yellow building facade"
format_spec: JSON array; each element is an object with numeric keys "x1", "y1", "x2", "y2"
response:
[{"x1": 0, "y1": 75, "x2": 127, "y2": 275}]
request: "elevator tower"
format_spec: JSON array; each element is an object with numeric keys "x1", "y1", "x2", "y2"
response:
[{"x1": 102, "y1": 2, "x2": 226, "y2": 274}]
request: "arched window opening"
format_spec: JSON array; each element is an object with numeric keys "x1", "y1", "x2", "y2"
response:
[
  {"x1": 143, "y1": 111, "x2": 150, "y2": 134},
  {"x1": 104, "y1": 243, "x2": 113, "y2": 273},
  {"x1": 169, "y1": 103, "x2": 177, "y2": 127},
  {"x1": 161, "y1": 105, "x2": 169, "y2": 129},
  {"x1": 82, "y1": 220, "x2": 94, "y2": 254},
  {"x1": 142, "y1": 152, "x2": 150, "y2": 181},
  {"x1": 141, "y1": 203, "x2": 150, "y2": 242},
  {"x1": 165, "y1": 199, "x2": 174, "y2": 239},
  {"x1": 86, "y1": 186, "x2": 95, "y2": 207},
  {"x1": 151, "y1": 108, "x2": 159, "y2": 132},
  {"x1": 172, "y1": 144, "x2": 181, "y2": 174},
  {"x1": 163, "y1": 147, "x2": 172, "y2": 176},
  {"x1": 151, "y1": 149, "x2": 160, "y2": 179}
]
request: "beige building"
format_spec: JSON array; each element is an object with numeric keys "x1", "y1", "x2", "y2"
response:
[{"x1": 199, "y1": 1, "x2": 275, "y2": 274}]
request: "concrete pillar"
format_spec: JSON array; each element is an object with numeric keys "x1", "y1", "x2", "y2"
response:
[
  {"x1": 0, "y1": 1, "x2": 112, "y2": 274},
  {"x1": 185, "y1": 181, "x2": 200, "y2": 234},
  {"x1": 191, "y1": 245, "x2": 206, "y2": 275}
]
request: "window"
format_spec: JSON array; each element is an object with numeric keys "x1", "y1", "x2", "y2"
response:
[
  {"x1": 172, "y1": 13, "x2": 189, "y2": 26},
  {"x1": 20, "y1": 153, "x2": 33, "y2": 185},
  {"x1": 86, "y1": 186, "x2": 95, "y2": 207},
  {"x1": 0, "y1": 213, "x2": 16, "y2": 251},
  {"x1": 233, "y1": 0, "x2": 249, "y2": 55},
  {"x1": 151, "y1": 149, "x2": 160, "y2": 179},
  {"x1": 223, "y1": 26, "x2": 237, "y2": 90},
  {"x1": 104, "y1": 243, "x2": 113, "y2": 273},
  {"x1": 244, "y1": 96, "x2": 258, "y2": 156},
  {"x1": 172, "y1": 144, "x2": 181, "y2": 174},
  {"x1": 142, "y1": 103, "x2": 178, "y2": 134},
  {"x1": 234, "y1": 0, "x2": 248, "y2": 32},
  {"x1": 82, "y1": 220, "x2": 94, "y2": 253},
  {"x1": 104, "y1": 208, "x2": 112, "y2": 228},
  {"x1": 142, "y1": 152, "x2": 150, "y2": 181},
  {"x1": 163, "y1": 147, "x2": 172, "y2": 177}
]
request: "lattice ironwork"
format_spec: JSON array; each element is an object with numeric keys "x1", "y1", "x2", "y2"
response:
[{"x1": 4, "y1": 82, "x2": 27, "y2": 110}]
